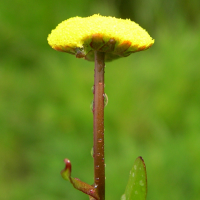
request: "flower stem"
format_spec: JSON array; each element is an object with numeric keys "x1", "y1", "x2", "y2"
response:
[{"x1": 93, "y1": 50, "x2": 105, "y2": 200}]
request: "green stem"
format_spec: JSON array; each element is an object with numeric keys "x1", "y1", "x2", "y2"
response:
[{"x1": 93, "y1": 50, "x2": 105, "y2": 200}]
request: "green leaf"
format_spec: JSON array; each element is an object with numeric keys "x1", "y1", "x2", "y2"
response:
[{"x1": 121, "y1": 156, "x2": 147, "y2": 200}]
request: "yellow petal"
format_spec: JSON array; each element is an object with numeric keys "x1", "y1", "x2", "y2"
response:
[{"x1": 47, "y1": 14, "x2": 154, "y2": 61}]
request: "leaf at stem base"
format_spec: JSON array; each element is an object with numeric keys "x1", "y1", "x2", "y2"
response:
[{"x1": 61, "y1": 158, "x2": 100, "y2": 200}]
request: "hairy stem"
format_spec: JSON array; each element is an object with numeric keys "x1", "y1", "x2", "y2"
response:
[{"x1": 93, "y1": 51, "x2": 105, "y2": 200}]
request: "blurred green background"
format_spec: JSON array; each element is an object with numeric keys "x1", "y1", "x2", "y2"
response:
[{"x1": 1, "y1": 0, "x2": 200, "y2": 199}]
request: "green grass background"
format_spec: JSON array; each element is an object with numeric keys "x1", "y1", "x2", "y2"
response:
[{"x1": 1, "y1": 0, "x2": 200, "y2": 199}]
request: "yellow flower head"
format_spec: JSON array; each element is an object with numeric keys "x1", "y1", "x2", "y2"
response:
[{"x1": 47, "y1": 14, "x2": 154, "y2": 62}]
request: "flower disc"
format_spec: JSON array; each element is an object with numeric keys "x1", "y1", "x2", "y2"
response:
[{"x1": 48, "y1": 14, "x2": 154, "y2": 61}]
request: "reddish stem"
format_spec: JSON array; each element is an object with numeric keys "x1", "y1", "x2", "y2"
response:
[{"x1": 93, "y1": 50, "x2": 105, "y2": 200}]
